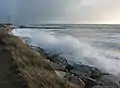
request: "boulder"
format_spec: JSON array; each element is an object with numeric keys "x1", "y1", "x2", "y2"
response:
[
  {"x1": 69, "y1": 64, "x2": 92, "y2": 77},
  {"x1": 30, "y1": 45, "x2": 45, "y2": 53},
  {"x1": 64, "y1": 63, "x2": 74, "y2": 72},
  {"x1": 65, "y1": 73, "x2": 85, "y2": 88},
  {"x1": 92, "y1": 85, "x2": 117, "y2": 88},
  {"x1": 69, "y1": 64, "x2": 102, "y2": 78},
  {"x1": 99, "y1": 74, "x2": 120, "y2": 88},
  {"x1": 90, "y1": 67, "x2": 103, "y2": 79},
  {"x1": 49, "y1": 61, "x2": 65, "y2": 71},
  {"x1": 82, "y1": 76, "x2": 103, "y2": 88},
  {"x1": 46, "y1": 53, "x2": 67, "y2": 66}
]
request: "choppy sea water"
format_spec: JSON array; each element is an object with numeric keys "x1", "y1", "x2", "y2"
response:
[{"x1": 12, "y1": 24, "x2": 120, "y2": 76}]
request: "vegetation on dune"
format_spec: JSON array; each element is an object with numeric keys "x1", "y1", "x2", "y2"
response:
[{"x1": 0, "y1": 27, "x2": 74, "y2": 88}]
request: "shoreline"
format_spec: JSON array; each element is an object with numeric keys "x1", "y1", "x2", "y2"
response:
[
  {"x1": 0, "y1": 25, "x2": 120, "y2": 88},
  {"x1": 0, "y1": 25, "x2": 84, "y2": 88}
]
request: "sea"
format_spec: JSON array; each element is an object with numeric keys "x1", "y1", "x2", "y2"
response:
[{"x1": 12, "y1": 24, "x2": 120, "y2": 76}]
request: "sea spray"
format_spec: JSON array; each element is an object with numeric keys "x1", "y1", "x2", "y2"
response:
[{"x1": 12, "y1": 28, "x2": 120, "y2": 75}]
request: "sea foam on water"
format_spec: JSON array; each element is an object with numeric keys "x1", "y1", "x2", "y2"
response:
[{"x1": 12, "y1": 28, "x2": 120, "y2": 76}]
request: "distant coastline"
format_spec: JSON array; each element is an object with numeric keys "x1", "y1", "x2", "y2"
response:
[{"x1": 19, "y1": 24, "x2": 120, "y2": 29}]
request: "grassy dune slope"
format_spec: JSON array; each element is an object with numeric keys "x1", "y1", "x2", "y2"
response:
[{"x1": 0, "y1": 28, "x2": 76, "y2": 88}]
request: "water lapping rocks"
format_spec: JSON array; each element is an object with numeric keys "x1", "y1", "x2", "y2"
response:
[{"x1": 30, "y1": 45, "x2": 120, "y2": 88}]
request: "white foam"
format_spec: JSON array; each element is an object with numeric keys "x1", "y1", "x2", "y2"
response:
[{"x1": 12, "y1": 28, "x2": 120, "y2": 75}]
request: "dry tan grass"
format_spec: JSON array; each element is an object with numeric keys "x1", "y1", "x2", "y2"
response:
[{"x1": 0, "y1": 28, "x2": 78, "y2": 88}]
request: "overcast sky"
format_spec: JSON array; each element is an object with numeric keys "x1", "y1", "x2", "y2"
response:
[{"x1": 0, "y1": 0, "x2": 120, "y2": 24}]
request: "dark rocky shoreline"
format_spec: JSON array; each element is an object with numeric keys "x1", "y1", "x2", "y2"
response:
[{"x1": 30, "y1": 44, "x2": 120, "y2": 88}]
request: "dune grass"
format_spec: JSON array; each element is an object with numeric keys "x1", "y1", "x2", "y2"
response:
[{"x1": 0, "y1": 28, "x2": 76, "y2": 88}]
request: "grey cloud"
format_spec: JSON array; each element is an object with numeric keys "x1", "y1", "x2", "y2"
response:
[
  {"x1": 0, "y1": 0, "x2": 120, "y2": 24},
  {"x1": 0, "y1": 0, "x2": 17, "y2": 22}
]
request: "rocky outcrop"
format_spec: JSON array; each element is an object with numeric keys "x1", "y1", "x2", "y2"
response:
[
  {"x1": 99, "y1": 74, "x2": 120, "y2": 88},
  {"x1": 30, "y1": 45, "x2": 120, "y2": 88}
]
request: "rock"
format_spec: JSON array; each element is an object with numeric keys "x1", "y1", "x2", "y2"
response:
[
  {"x1": 30, "y1": 45, "x2": 44, "y2": 52},
  {"x1": 92, "y1": 85, "x2": 117, "y2": 88},
  {"x1": 29, "y1": 45, "x2": 116, "y2": 88},
  {"x1": 30, "y1": 45, "x2": 48, "y2": 58},
  {"x1": 67, "y1": 64, "x2": 105, "y2": 88},
  {"x1": 82, "y1": 76, "x2": 104, "y2": 88},
  {"x1": 49, "y1": 61, "x2": 65, "y2": 71},
  {"x1": 65, "y1": 73, "x2": 85, "y2": 88},
  {"x1": 69, "y1": 64, "x2": 91, "y2": 77},
  {"x1": 41, "y1": 52, "x2": 68, "y2": 66},
  {"x1": 90, "y1": 67, "x2": 103, "y2": 79},
  {"x1": 69, "y1": 64, "x2": 102, "y2": 78},
  {"x1": 55, "y1": 70, "x2": 66, "y2": 79},
  {"x1": 19, "y1": 26, "x2": 26, "y2": 28},
  {"x1": 99, "y1": 74, "x2": 120, "y2": 88},
  {"x1": 22, "y1": 37, "x2": 31, "y2": 44},
  {"x1": 64, "y1": 63, "x2": 74, "y2": 72},
  {"x1": 48, "y1": 54, "x2": 67, "y2": 65},
  {"x1": 66, "y1": 81, "x2": 84, "y2": 88}
]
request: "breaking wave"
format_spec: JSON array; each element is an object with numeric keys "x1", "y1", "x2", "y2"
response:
[{"x1": 12, "y1": 28, "x2": 120, "y2": 75}]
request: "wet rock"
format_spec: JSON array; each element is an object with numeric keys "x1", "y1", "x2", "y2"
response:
[
  {"x1": 49, "y1": 61, "x2": 65, "y2": 71},
  {"x1": 22, "y1": 37, "x2": 31, "y2": 44},
  {"x1": 30, "y1": 45, "x2": 44, "y2": 53},
  {"x1": 64, "y1": 63, "x2": 74, "y2": 72},
  {"x1": 65, "y1": 73, "x2": 85, "y2": 88},
  {"x1": 47, "y1": 54, "x2": 67, "y2": 65},
  {"x1": 82, "y1": 76, "x2": 103, "y2": 88},
  {"x1": 92, "y1": 85, "x2": 117, "y2": 88},
  {"x1": 19, "y1": 26, "x2": 26, "y2": 28},
  {"x1": 70, "y1": 65, "x2": 91, "y2": 77},
  {"x1": 67, "y1": 64, "x2": 105, "y2": 88},
  {"x1": 30, "y1": 45, "x2": 47, "y2": 57},
  {"x1": 90, "y1": 67, "x2": 103, "y2": 79},
  {"x1": 29, "y1": 45, "x2": 119, "y2": 88},
  {"x1": 69, "y1": 64, "x2": 102, "y2": 78},
  {"x1": 99, "y1": 74, "x2": 120, "y2": 88}
]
